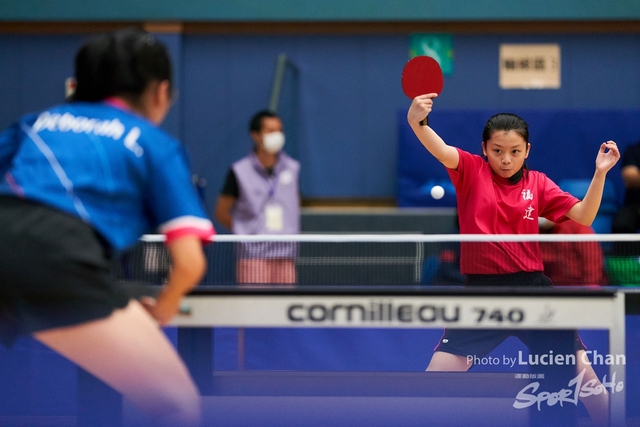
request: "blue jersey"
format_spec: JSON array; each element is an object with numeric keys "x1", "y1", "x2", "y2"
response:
[{"x1": 0, "y1": 101, "x2": 214, "y2": 251}]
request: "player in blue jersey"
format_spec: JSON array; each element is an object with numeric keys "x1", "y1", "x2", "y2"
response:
[{"x1": 0, "y1": 28, "x2": 214, "y2": 426}]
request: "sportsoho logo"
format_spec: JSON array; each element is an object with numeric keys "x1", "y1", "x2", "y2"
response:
[{"x1": 286, "y1": 300, "x2": 461, "y2": 324}]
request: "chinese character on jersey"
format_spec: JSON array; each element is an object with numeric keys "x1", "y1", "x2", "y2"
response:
[{"x1": 523, "y1": 205, "x2": 535, "y2": 220}]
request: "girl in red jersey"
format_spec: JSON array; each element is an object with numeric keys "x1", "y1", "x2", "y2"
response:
[{"x1": 407, "y1": 94, "x2": 619, "y2": 426}]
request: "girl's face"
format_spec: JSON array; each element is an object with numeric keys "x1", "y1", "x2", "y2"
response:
[{"x1": 482, "y1": 130, "x2": 530, "y2": 179}]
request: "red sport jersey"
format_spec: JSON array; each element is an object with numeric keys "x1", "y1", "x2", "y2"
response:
[{"x1": 448, "y1": 149, "x2": 579, "y2": 275}]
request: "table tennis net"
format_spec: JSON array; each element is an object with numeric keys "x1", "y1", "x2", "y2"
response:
[{"x1": 114, "y1": 234, "x2": 640, "y2": 287}]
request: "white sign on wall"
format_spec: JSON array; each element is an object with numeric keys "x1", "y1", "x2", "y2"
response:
[{"x1": 499, "y1": 44, "x2": 561, "y2": 89}]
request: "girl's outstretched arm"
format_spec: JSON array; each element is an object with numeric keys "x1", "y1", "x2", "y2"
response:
[
  {"x1": 566, "y1": 141, "x2": 620, "y2": 225},
  {"x1": 407, "y1": 94, "x2": 459, "y2": 170},
  {"x1": 146, "y1": 235, "x2": 207, "y2": 325}
]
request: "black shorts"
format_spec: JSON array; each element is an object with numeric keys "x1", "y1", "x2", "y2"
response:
[
  {"x1": 0, "y1": 196, "x2": 130, "y2": 347},
  {"x1": 434, "y1": 272, "x2": 586, "y2": 359}
]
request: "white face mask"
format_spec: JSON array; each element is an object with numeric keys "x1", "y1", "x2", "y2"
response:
[{"x1": 262, "y1": 131, "x2": 286, "y2": 154}]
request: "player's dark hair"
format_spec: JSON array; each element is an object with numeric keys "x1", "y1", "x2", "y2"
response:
[
  {"x1": 482, "y1": 113, "x2": 529, "y2": 144},
  {"x1": 482, "y1": 113, "x2": 530, "y2": 184},
  {"x1": 71, "y1": 27, "x2": 173, "y2": 103},
  {"x1": 249, "y1": 110, "x2": 279, "y2": 133}
]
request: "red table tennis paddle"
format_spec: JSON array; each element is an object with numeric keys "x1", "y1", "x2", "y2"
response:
[{"x1": 401, "y1": 56, "x2": 444, "y2": 126}]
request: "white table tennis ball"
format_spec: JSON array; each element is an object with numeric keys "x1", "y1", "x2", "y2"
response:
[{"x1": 431, "y1": 185, "x2": 445, "y2": 200}]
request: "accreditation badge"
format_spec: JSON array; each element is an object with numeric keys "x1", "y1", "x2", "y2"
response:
[{"x1": 265, "y1": 202, "x2": 284, "y2": 231}]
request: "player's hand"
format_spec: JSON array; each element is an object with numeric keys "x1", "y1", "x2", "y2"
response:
[
  {"x1": 407, "y1": 93, "x2": 438, "y2": 126},
  {"x1": 143, "y1": 289, "x2": 182, "y2": 326},
  {"x1": 595, "y1": 140, "x2": 620, "y2": 174}
]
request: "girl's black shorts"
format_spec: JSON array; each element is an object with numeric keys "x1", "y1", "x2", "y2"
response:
[
  {"x1": 434, "y1": 271, "x2": 586, "y2": 359},
  {"x1": 0, "y1": 196, "x2": 130, "y2": 346}
]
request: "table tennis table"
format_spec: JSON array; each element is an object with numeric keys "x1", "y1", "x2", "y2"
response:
[
  {"x1": 80, "y1": 285, "x2": 639, "y2": 427},
  {"x1": 180, "y1": 286, "x2": 633, "y2": 426}
]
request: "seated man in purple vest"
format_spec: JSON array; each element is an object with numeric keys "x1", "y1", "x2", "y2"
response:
[{"x1": 215, "y1": 110, "x2": 300, "y2": 285}]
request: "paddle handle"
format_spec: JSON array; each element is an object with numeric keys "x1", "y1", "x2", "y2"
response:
[{"x1": 420, "y1": 117, "x2": 429, "y2": 126}]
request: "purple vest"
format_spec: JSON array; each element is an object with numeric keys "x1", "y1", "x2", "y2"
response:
[{"x1": 232, "y1": 151, "x2": 300, "y2": 258}]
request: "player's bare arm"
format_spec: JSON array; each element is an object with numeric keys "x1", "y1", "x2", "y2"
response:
[
  {"x1": 407, "y1": 94, "x2": 459, "y2": 170},
  {"x1": 151, "y1": 236, "x2": 206, "y2": 325},
  {"x1": 566, "y1": 141, "x2": 620, "y2": 225}
]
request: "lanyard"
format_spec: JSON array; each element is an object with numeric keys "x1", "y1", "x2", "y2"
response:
[
  {"x1": 249, "y1": 151, "x2": 279, "y2": 199},
  {"x1": 266, "y1": 172, "x2": 277, "y2": 199}
]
